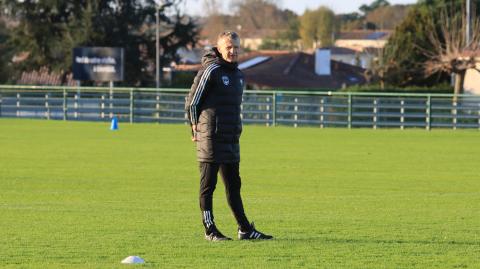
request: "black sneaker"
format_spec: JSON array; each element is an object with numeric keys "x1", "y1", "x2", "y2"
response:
[
  {"x1": 205, "y1": 225, "x2": 232, "y2": 241},
  {"x1": 238, "y1": 222, "x2": 273, "y2": 240}
]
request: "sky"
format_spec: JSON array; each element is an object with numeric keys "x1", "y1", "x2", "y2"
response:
[{"x1": 181, "y1": 0, "x2": 419, "y2": 16}]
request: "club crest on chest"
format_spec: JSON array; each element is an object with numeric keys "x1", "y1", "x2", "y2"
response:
[{"x1": 222, "y1": 76, "x2": 230, "y2": 86}]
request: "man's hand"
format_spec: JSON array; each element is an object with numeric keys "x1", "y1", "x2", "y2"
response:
[{"x1": 191, "y1": 124, "x2": 198, "y2": 142}]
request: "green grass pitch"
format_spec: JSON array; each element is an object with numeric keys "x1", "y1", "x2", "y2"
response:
[{"x1": 0, "y1": 119, "x2": 479, "y2": 268}]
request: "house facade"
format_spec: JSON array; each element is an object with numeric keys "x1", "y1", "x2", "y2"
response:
[
  {"x1": 464, "y1": 62, "x2": 480, "y2": 95},
  {"x1": 334, "y1": 31, "x2": 391, "y2": 52}
]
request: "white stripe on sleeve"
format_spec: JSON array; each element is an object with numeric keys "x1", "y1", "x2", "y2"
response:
[{"x1": 189, "y1": 64, "x2": 219, "y2": 124}]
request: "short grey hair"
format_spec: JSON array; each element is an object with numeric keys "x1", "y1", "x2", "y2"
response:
[{"x1": 217, "y1": 31, "x2": 240, "y2": 43}]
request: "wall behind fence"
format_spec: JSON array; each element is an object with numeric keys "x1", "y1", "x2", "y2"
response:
[{"x1": 1, "y1": 85, "x2": 479, "y2": 130}]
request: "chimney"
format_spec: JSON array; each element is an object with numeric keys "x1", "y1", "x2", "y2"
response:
[{"x1": 315, "y1": 49, "x2": 331, "y2": 76}]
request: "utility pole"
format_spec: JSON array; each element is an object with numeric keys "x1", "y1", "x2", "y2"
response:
[
  {"x1": 156, "y1": 1, "x2": 172, "y2": 88},
  {"x1": 156, "y1": 7, "x2": 160, "y2": 88},
  {"x1": 466, "y1": 0, "x2": 471, "y2": 46}
]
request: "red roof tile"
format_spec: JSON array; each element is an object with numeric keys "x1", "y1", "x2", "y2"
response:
[{"x1": 242, "y1": 52, "x2": 366, "y2": 89}]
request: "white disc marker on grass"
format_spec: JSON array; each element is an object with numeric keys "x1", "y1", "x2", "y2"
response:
[{"x1": 121, "y1": 256, "x2": 145, "y2": 264}]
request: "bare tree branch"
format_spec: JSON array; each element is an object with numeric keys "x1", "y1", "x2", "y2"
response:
[{"x1": 418, "y1": 3, "x2": 480, "y2": 94}]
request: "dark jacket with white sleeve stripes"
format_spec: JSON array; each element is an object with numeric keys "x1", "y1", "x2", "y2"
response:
[{"x1": 185, "y1": 48, "x2": 244, "y2": 163}]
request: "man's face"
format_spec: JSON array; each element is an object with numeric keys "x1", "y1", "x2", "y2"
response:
[{"x1": 217, "y1": 37, "x2": 240, "y2": 63}]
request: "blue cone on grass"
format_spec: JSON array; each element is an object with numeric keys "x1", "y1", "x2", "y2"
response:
[{"x1": 110, "y1": 116, "x2": 119, "y2": 130}]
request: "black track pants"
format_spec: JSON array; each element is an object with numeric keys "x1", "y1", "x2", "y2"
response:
[{"x1": 199, "y1": 162, "x2": 250, "y2": 231}]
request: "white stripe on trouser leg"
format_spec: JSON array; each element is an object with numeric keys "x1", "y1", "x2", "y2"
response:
[
  {"x1": 207, "y1": 211, "x2": 212, "y2": 226},
  {"x1": 203, "y1": 211, "x2": 213, "y2": 228},
  {"x1": 207, "y1": 211, "x2": 212, "y2": 227},
  {"x1": 205, "y1": 211, "x2": 208, "y2": 227}
]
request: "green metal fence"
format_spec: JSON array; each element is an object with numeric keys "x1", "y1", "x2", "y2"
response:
[{"x1": 1, "y1": 85, "x2": 479, "y2": 130}]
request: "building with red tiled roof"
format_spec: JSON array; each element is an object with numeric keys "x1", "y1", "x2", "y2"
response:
[
  {"x1": 173, "y1": 49, "x2": 366, "y2": 90},
  {"x1": 241, "y1": 51, "x2": 366, "y2": 90}
]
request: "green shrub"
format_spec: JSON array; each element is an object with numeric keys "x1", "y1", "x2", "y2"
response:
[{"x1": 171, "y1": 71, "x2": 196, "y2": 88}]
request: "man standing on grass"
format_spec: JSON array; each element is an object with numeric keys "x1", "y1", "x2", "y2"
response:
[{"x1": 185, "y1": 31, "x2": 273, "y2": 241}]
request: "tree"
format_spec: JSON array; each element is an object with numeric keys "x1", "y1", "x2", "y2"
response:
[
  {"x1": 200, "y1": 0, "x2": 297, "y2": 49},
  {"x1": 421, "y1": 4, "x2": 480, "y2": 95},
  {"x1": 300, "y1": 6, "x2": 336, "y2": 49},
  {"x1": 363, "y1": 47, "x2": 391, "y2": 89},
  {"x1": 338, "y1": 12, "x2": 363, "y2": 31},
  {"x1": 383, "y1": 0, "x2": 480, "y2": 89},
  {"x1": 230, "y1": 0, "x2": 288, "y2": 31},
  {"x1": 201, "y1": 0, "x2": 227, "y2": 43},
  {"x1": 359, "y1": 0, "x2": 390, "y2": 14},
  {"x1": 365, "y1": 5, "x2": 411, "y2": 30},
  {"x1": 158, "y1": 11, "x2": 199, "y2": 75},
  {"x1": 3, "y1": 0, "x2": 199, "y2": 86},
  {"x1": 339, "y1": 1, "x2": 410, "y2": 31},
  {"x1": 0, "y1": 17, "x2": 14, "y2": 83},
  {"x1": 276, "y1": 9, "x2": 300, "y2": 49},
  {"x1": 4, "y1": 0, "x2": 87, "y2": 73}
]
